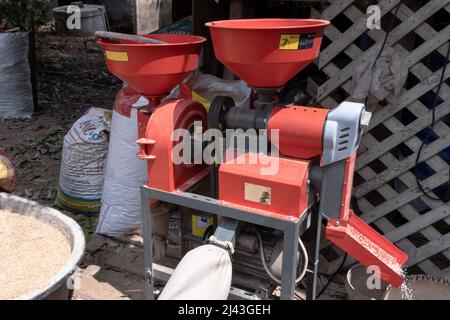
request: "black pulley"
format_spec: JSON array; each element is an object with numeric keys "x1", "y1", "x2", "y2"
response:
[
  {"x1": 207, "y1": 96, "x2": 235, "y2": 198},
  {"x1": 207, "y1": 96, "x2": 235, "y2": 131}
]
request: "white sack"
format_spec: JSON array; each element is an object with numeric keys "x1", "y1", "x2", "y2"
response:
[
  {"x1": 158, "y1": 244, "x2": 232, "y2": 300},
  {"x1": 96, "y1": 97, "x2": 148, "y2": 236}
]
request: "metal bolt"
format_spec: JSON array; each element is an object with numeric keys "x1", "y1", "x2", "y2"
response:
[{"x1": 335, "y1": 220, "x2": 340, "y2": 226}]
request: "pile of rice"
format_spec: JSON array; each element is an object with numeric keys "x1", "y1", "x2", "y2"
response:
[{"x1": 0, "y1": 209, "x2": 71, "y2": 299}]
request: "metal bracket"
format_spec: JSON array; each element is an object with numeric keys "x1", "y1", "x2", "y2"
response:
[{"x1": 212, "y1": 217, "x2": 240, "y2": 246}]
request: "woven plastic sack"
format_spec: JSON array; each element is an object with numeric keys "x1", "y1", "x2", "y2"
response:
[
  {"x1": 56, "y1": 108, "x2": 111, "y2": 214},
  {"x1": 0, "y1": 32, "x2": 34, "y2": 119}
]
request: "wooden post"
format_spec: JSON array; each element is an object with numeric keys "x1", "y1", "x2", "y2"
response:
[
  {"x1": 191, "y1": 0, "x2": 255, "y2": 77},
  {"x1": 223, "y1": 0, "x2": 256, "y2": 79},
  {"x1": 192, "y1": 0, "x2": 229, "y2": 76},
  {"x1": 229, "y1": 0, "x2": 255, "y2": 19},
  {"x1": 134, "y1": 0, "x2": 172, "y2": 35}
]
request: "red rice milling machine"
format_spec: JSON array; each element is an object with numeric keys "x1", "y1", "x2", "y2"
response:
[{"x1": 97, "y1": 19, "x2": 408, "y2": 300}]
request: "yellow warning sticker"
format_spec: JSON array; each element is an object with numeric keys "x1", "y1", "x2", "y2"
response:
[
  {"x1": 279, "y1": 34, "x2": 300, "y2": 50},
  {"x1": 105, "y1": 50, "x2": 129, "y2": 62},
  {"x1": 191, "y1": 215, "x2": 214, "y2": 237}
]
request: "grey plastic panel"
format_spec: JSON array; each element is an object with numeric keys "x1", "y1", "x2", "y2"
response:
[
  {"x1": 322, "y1": 101, "x2": 371, "y2": 165},
  {"x1": 317, "y1": 160, "x2": 346, "y2": 220}
]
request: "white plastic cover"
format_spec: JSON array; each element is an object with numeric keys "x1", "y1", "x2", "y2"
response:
[
  {"x1": 167, "y1": 72, "x2": 252, "y2": 109},
  {"x1": 322, "y1": 101, "x2": 368, "y2": 165},
  {"x1": 158, "y1": 244, "x2": 232, "y2": 300}
]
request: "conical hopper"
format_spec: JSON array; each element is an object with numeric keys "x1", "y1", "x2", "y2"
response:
[
  {"x1": 206, "y1": 19, "x2": 329, "y2": 88},
  {"x1": 97, "y1": 34, "x2": 206, "y2": 97}
]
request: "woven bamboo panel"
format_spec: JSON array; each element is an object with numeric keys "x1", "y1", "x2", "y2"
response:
[{"x1": 307, "y1": 0, "x2": 450, "y2": 277}]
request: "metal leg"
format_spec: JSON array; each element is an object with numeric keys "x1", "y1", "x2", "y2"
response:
[
  {"x1": 140, "y1": 186, "x2": 154, "y2": 300},
  {"x1": 210, "y1": 165, "x2": 218, "y2": 198},
  {"x1": 306, "y1": 210, "x2": 322, "y2": 300},
  {"x1": 180, "y1": 209, "x2": 189, "y2": 256},
  {"x1": 280, "y1": 222, "x2": 299, "y2": 300}
]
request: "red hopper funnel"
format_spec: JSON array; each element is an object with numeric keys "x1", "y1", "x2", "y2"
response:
[
  {"x1": 206, "y1": 19, "x2": 329, "y2": 88},
  {"x1": 97, "y1": 34, "x2": 206, "y2": 97}
]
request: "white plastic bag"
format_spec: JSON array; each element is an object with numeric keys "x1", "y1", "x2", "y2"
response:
[
  {"x1": 56, "y1": 108, "x2": 111, "y2": 214},
  {"x1": 96, "y1": 92, "x2": 148, "y2": 235},
  {"x1": 96, "y1": 89, "x2": 173, "y2": 261},
  {"x1": 158, "y1": 244, "x2": 232, "y2": 300},
  {"x1": 370, "y1": 46, "x2": 407, "y2": 104},
  {"x1": 351, "y1": 46, "x2": 407, "y2": 106}
]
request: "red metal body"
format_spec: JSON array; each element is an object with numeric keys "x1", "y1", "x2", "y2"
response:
[
  {"x1": 205, "y1": 19, "x2": 329, "y2": 88},
  {"x1": 339, "y1": 153, "x2": 357, "y2": 222},
  {"x1": 268, "y1": 106, "x2": 329, "y2": 159},
  {"x1": 137, "y1": 99, "x2": 207, "y2": 192},
  {"x1": 219, "y1": 152, "x2": 310, "y2": 218},
  {"x1": 97, "y1": 34, "x2": 206, "y2": 97}
]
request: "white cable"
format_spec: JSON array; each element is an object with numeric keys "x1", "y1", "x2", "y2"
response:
[{"x1": 256, "y1": 231, "x2": 309, "y2": 285}]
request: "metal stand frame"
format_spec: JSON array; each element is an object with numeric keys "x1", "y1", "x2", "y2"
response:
[
  {"x1": 141, "y1": 184, "x2": 319, "y2": 300},
  {"x1": 305, "y1": 209, "x2": 323, "y2": 300}
]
